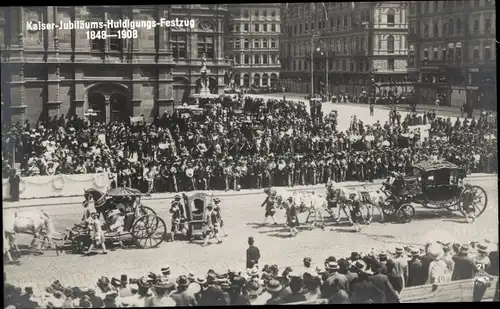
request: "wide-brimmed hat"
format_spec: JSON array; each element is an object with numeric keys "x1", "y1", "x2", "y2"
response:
[
  {"x1": 196, "y1": 276, "x2": 207, "y2": 285},
  {"x1": 153, "y1": 276, "x2": 172, "y2": 289},
  {"x1": 220, "y1": 280, "x2": 231, "y2": 290},
  {"x1": 231, "y1": 276, "x2": 246, "y2": 288},
  {"x1": 427, "y1": 243, "x2": 444, "y2": 260},
  {"x1": 353, "y1": 260, "x2": 372, "y2": 274},
  {"x1": 325, "y1": 261, "x2": 339, "y2": 271},
  {"x1": 350, "y1": 252, "x2": 360, "y2": 261},
  {"x1": 246, "y1": 281, "x2": 263, "y2": 296},
  {"x1": 395, "y1": 247, "x2": 404, "y2": 254},
  {"x1": 460, "y1": 244, "x2": 469, "y2": 254},
  {"x1": 477, "y1": 243, "x2": 489, "y2": 254},
  {"x1": 410, "y1": 248, "x2": 420, "y2": 256},
  {"x1": 247, "y1": 268, "x2": 260, "y2": 278},
  {"x1": 161, "y1": 266, "x2": 171, "y2": 274},
  {"x1": 176, "y1": 275, "x2": 190, "y2": 287},
  {"x1": 265, "y1": 279, "x2": 282, "y2": 293}
]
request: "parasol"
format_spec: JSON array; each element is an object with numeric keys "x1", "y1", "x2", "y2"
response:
[{"x1": 106, "y1": 187, "x2": 143, "y2": 197}]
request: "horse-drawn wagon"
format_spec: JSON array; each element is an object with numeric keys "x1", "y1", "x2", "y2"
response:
[
  {"x1": 380, "y1": 160, "x2": 488, "y2": 223},
  {"x1": 62, "y1": 187, "x2": 167, "y2": 253}
]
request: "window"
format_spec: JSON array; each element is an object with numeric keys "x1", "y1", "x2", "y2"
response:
[
  {"x1": 350, "y1": 62, "x2": 354, "y2": 72},
  {"x1": 305, "y1": 23, "x2": 308, "y2": 31},
  {"x1": 456, "y1": 45, "x2": 462, "y2": 62},
  {"x1": 263, "y1": 55, "x2": 268, "y2": 64},
  {"x1": 387, "y1": 9, "x2": 395, "y2": 26},
  {"x1": 311, "y1": 21, "x2": 315, "y2": 31},
  {"x1": 270, "y1": 55, "x2": 276, "y2": 64},
  {"x1": 448, "y1": 19, "x2": 454, "y2": 35},
  {"x1": 235, "y1": 74, "x2": 240, "y2": 85},
  {"x1": 263, "y1": 24, "x2": 268, "y2": 32},
  {"x1": 197, "y1": 35, "x2": 214, "y2": 58},
  {"x1": 244, "y1": 39, "x2": 249, "y2": 49},
  {"x1": 360, "y1": 37, "x2": 365, "y2": 50},
  {"x1": 243, "y1": 10, "x2": 249, "y2": 18},
  {"x1": 456, "y1": 19, "x2": 462, "y2": 34},
  {"x1": 342, "y1": 60, "x2": 346, "y2": 70},
  {"x1": 343, "y1": 16, "x2": 348, "y2": 28},
  {"x1": 484, "y1": 45, "x2": 491, "y2": 60},
  {"x1": 271, "y1": 11, "x2": 276, "y2": 17},
  {"x1": 473, "y1": 0, "x2": 480, "y2": 7},
  {"x1": 423, "y1": 49, "x2": 429, "y2": 60},
  {"x1": 473, "y1": 46, "x2": 480, "y2": 61},
  {"x1": 337, "y1": 18, "x2": 341, "y2": 28},
  {"x1": 485, "y1": 18, "x2": 491, "y2": 33},
  {"x1": 254, "y1": 40, "x2": 260, "y2": 48},
  {"x1": 387, "y1": 35, "x2": 395, "y2": 53},
  {"x1": 253, "y1": 74, "x2": 260, "y2": 86},
  {"x1": 271, "y1": 39, "x2": 276, "y2": 48},
  {"x1": 433, "y1": 1, "x2": 439, "y2": 12},
  {"x1": 229, "y1": 25, "x2": 234, "y2": 32},
  {"x1": 255, "y1": 10, "x2": 259, "y2": 17},
  {"x1": 235, "y1": 39, "x2": 241, "y2": 49},
  {"x1": 263, "y1": 10, "x2": 267, "y2": 17},
  {"x1": 235, "y1": 24, "x2": 240, "y2": 32},
  {"x1": 388, "y1": 58, "x2": 395, "y2": 71},
  {"x1": 170, "y1": 34, "x2": 187, "y2": 58},
  {"x1": 423, "y1": 23, "x2": 430, "y2": 37},
  {"x1": 441, "y1": 48, "x2": 447, "y2": 61},
  {"x1": 330, "y1": 19, "x2": 334, "y2": 28},
  {"x1": 254, "y1": 24, "x2": 260, "y2": 32},
  {"x1": 91, "y1": 38, "x2": 105, "y2": 51},
  {"x1": 473, "y1": 19, "x2": 479, "y2": 33},
  {"x1": 433, "y1": 48, "x2": 438, "y2": 60},
  {"x1": 244, "y1": 23, "x2": 249, "y2": 32},
  {"x1": 433, "y1": 23, "x2": 439, "y2": 37},
  {"x1": 359, "y1": 61, "x2": 364, "y2": 72},
  {"x1": 262, "y1": 39, "x2": 268, "y2": 48},
  {"x1": 271, "y1": 24, "x2": 276, "y2": 32},
  {"x1": 254, "y1": 55, "x2": 259, "y2": 64},
  {"x1": 378, "y1": 36, "x2": 382, "y2": 49},
  {"x1": 335, "y1": 60, "x2": 339, "y2": 70},
  {"x1": 244, "y1": 55, "x2": 249, "y2": 64}
]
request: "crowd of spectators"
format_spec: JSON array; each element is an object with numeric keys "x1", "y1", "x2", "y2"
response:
[
  {"x1": 4, "y1": 239, "x2": 498, "y2": 307},
  {"x1": 2, "y1": 96, "x2": 497, "y2": 194}
]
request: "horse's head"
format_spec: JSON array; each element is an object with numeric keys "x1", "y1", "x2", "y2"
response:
[{"x1": 40, "y1": 211, "x2": 56, "y2": 238}]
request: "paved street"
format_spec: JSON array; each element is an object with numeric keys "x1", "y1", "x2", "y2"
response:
[{"x1": 4, "y1": 177, "x2": 497, "y2": 294}]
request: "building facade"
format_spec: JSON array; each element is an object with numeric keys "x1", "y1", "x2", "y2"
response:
[
  {"x1": 407, "y1": 0, "x2": 496, "y2": 109},
  {"x1": 280, "y1": 2, "x2": 408, "y2": 96},
  {"x1": 0, "y1": 5, "x2": 231, "y2": 125},
  {"x1": 224, "y1": 4, "x2": 281, "y2": 89}
]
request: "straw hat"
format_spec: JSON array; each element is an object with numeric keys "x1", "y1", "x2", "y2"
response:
[
  {"x1": 325, "y1": 261, "x2": 339, "y2": 271},
  {"x1": 176, "y1": 275, "x2": 190, "y2": 287},
  {"x1": 427, "y1": 243, "x2": 444, "y2": 260},
  {"x1": 265, "y1": 279, "x2": 283, "y2": 293},
  {"x1": 477, "y1": 243, "x2": 489, "y2": 254},
  {"x1": 246, "y1": 281, "x2": 263, "y2": 296}
]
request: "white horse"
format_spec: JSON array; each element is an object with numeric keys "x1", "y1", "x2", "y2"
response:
[
  {"x1": 291, "y1": 191, "x2": 326, "y2": 230},
  {"x1": 4, "y1": 210, "x2": 57, "y2": 253}
]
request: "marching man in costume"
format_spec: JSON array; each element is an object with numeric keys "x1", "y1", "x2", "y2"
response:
[
  {"x1": 86, "y1": 212, "x2": 107, "y2": 255},
  {"x1": 202, "y1": 204, "x2": 222, "y2": 246},
  {"x1": 213, "y1": 198, "x2": 227, "y2": 237},
  {"x1": 169, "y1": 195, "x2": 186, "y2": 241},
  {"x1": 348, "y1": 193, "x2": 364, "y2": 232},
  {"x1": 286, "y1": 196, "x2": 300, "y2": 237},
  {"x1": 261, "y1": 188, "x2": 278, "y2": 225}
]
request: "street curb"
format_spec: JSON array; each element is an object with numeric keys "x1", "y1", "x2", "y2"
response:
[{"x1": 3, "y1": 174, "x2": 495, "y2": 209}]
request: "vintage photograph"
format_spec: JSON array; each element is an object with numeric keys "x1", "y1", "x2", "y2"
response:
[{"x1": 1, "y1": 2, "x2": 498, "y2": 306}]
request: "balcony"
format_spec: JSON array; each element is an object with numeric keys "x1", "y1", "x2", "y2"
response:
[{"x1": 352, "y1": 50, "x2": 367, "y2": 58}]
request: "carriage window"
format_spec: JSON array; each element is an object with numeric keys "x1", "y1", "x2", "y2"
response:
[{"x1": 193, "y1": 199, "x2": 204, "y2": 215}]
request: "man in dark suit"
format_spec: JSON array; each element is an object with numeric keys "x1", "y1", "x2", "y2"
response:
[
  {"x1": 419, "y1": 245, "x2": 434, "y2": 284},
  {"x1": 406, "y1": 249, "x2": 426, "y2": 287},
  {"x1": 170, "y1": 275, "x2": 197, "y2": 306},
  {"x1": 198, "y1": 274, "x2": 228, "y2": 306},
  {"x1": 246, "y1": 237, "x2": 261, "y2": 269},
  {"x1": 368, "y1": 261, "x2": 400, "y2": 303},
  {"x1": 9, "y1": 169, "x2": 21, "y2": 202},
  {"x1": 321, "y1": 261, "x2": 349, "y2": 298},
  {"x1": 452, "y1": 245, "x2": 476, "y2": 280},
  {"x1": 487, "y1": 242, "x2": 499, "y2": 276}
]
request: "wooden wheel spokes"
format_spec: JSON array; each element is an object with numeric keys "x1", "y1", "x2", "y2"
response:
[
  {"x1": 470, "y1": 185, "x2": 488, "y2": 217},
  {"x1": 139, "y1": 206, "x2": 157, "y2": 216},
  {"x1": 132, "y1": 215, "x2": 167, "y2": 248}
]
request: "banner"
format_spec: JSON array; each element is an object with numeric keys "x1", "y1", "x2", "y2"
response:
[{"x1": 2, "y1": 173, "x2": 115, "y2": 200}]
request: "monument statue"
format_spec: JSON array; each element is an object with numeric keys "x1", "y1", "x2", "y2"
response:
[{"x1": 199, "y1": 53, "x2": 211, "y2": 96}]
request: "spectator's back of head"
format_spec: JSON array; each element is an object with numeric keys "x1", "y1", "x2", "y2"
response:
[{"x1": 289, "y1": 277, "x2": 303, "y2": 294}]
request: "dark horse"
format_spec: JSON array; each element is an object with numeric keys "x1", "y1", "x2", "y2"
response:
[{"x1": 83, "y1": 188, "x2": 156, "y2": 223}]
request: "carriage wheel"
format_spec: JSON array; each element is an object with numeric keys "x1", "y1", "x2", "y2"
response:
[
  {"x1": 139, "y1": 206, "x2": 157, "y2": 216},
  {"x1": 71, "y1": 234, "x2": 91, "y2": 254},
  {"x1": 360, "y1": 204, "x2": 373, "y2": 224},
  {"x1": 132, "y1": 215, "x2": 167, "y2": 249},
  {"x1": 396, "y1": 204, "x2": 415, "y2": 224},
  {"x1": 381, "y1": 202, "x2": 398, "y2": 217},
  {"x1": 459, "y1": 185, "x2": 488, "y2": 218}
]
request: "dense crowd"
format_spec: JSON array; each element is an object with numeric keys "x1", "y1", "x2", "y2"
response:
[
  {"x1": 2, "y1": 96, "x2": 497, "y2": 195},
  {"x1": 4, "y1": 239, "x2": 498, "y2": 307}
]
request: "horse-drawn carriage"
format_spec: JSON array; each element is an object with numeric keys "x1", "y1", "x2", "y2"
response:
[
  {"x1": 380, "y1": 160, "x2": 488, "y2": 223},
  {"x1": 62, "y1": 187, "x2": 167, "y2": 253}
]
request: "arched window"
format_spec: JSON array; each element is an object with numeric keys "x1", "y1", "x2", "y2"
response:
[
  {"x1": 386, "y1": 9, "x2": 395, "y2": 26},
  {"x1": 253, "y1": 73, "x2": 260, "y2": 86},
  {"x1": 243, "y1": 74, "x2": 250, "y2": 87},
  {"x1": 262, "y1": 73, "x2": 269, "y2": 86},
  {"x1": 448, "y1": 18, "x2": 454, "y2": 34},
  {"x1": 387, "y1": 35, "x2": 395, "y2": 53},
  {"x1": 356, "y1": 37, "x2": 360, "y2": 50},
  {"x1": 234, "y1": 74, "x2": 241, "y2": 86},
  {"x1": 270, "y1": 73, "x2": 278, "y2": 86},
  {"x1": 342, "y1": 38, "x2": 347, "y2": 52}
]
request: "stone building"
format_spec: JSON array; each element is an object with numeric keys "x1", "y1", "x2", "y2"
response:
[
  {"x1": 407, "y1": 0, "x2": 496, "y2": 109},
  {"x1": 224, "y1": 4, "x2": 281, "y2": 89},
  {"x1": 280, "y1": 2, "x2": 408, "y2": 96},
  {"x1": 0, "y1": 5, "x2": 231, "y2": 125}
]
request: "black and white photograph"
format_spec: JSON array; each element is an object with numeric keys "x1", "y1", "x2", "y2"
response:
[{"x1": 1, "y1": 2, "x2": 498, "y2": 306}]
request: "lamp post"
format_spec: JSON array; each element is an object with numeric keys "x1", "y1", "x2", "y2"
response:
[
  {"x1": 316, "y1": 40, "x2": 328, "y2": 99},
  {"x1": 310, "y1": 34, "x2": 319, "y2": 98}
]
